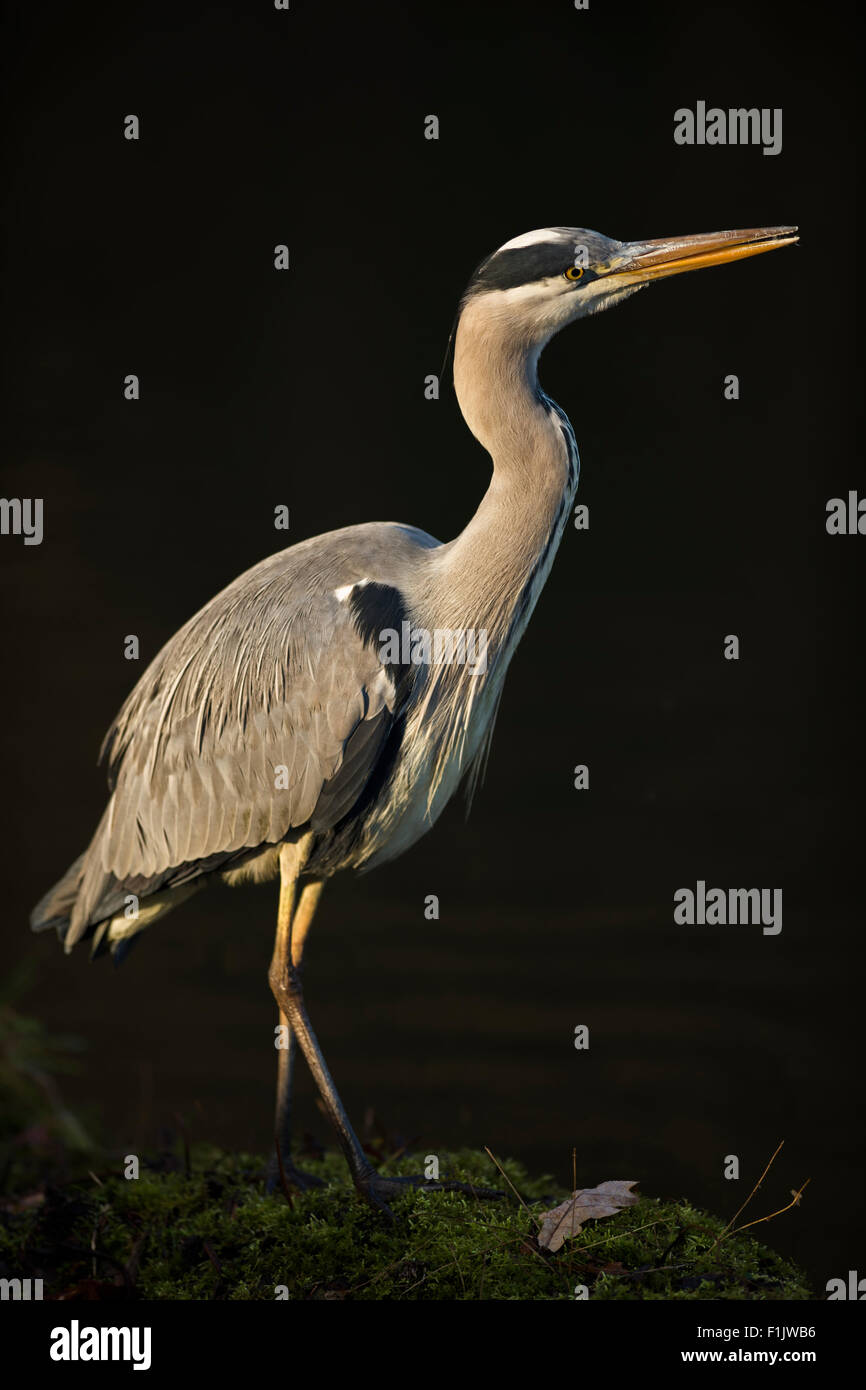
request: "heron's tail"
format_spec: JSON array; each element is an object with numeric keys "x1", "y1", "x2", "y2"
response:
[
  {"x1": 29, "y1": 840, "x2": 134, "y2": 962},
  {"x1": 31, "y1": 837, "x2": 212, "y2": 965},
  {"x1": 29, "y1": 854, "x2": 86, "y2": 941},
  {"x1": 32, "y1": 817, "x2": 254, "y2": 964},
  {"x1": 30, "y1": 809, "x2": 139, "y2": 960}
]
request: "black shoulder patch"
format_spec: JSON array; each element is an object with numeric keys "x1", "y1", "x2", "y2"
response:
[
  {"x1": 347, "y1": 581, "x2": 407, "y2": 649},
  {"x1": 347, "y1": 581, "x2": 415, "y2": 707}
]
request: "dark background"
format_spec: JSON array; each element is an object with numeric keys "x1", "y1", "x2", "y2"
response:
[{"x1": 1, "y1": 0, "x2": 862, "y2": 1292}]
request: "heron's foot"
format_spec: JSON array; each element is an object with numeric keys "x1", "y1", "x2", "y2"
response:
[
  {"x1": 265, "y1": 1155, "x2": 325, "y2": 1195},
  {"x1": 354, "y1": 1168, "x2": 505, "y2": 1218}
]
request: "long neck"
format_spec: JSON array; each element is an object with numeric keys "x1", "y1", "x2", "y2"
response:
[{"x1": 429, "y1": 298, "x2": 577, "y2": 645}]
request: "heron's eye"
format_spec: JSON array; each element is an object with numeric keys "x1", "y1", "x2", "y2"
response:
[{"x1": 564, "y1": 265, "x2": 585, "y2": 282}]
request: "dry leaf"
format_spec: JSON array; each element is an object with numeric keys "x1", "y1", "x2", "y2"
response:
[{"x1": 537, "y1": 1180, "x2": 639, "y2": 1253}]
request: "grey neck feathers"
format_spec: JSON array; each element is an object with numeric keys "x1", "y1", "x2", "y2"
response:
[{"x1": 428, "y1": 296, "x2": 577, "y2": 643}]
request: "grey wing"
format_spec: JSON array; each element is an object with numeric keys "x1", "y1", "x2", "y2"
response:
[{"x1": 65, "y1": 573, "x2": 400, "y2": 944}]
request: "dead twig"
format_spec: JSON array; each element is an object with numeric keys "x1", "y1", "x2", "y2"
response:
[
  {"x1": 483, "y1": 1146, "x2": 535, "y2": 1221},
  {"x1": 273, "y1": 1136, "x2": 295, "y2": 1209},
  {"x1": 721, "y1": 1139, "x2": 785, "y2": 1239},
  {"x1": 727, "y1": 1179, "x2": 811, "y2": 1240}
]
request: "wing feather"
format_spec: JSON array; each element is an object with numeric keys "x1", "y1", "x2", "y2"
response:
[
  {"x1": 65, "y1": 544, "x2": 412, "y2": 944},
  {"x1": 56, "y1": 524, "x2": 443, "y2": 947}
]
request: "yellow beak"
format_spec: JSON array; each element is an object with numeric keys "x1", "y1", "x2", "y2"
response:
[{"x1": 605, "y1": 225, "x2": 799, "y2": 284}]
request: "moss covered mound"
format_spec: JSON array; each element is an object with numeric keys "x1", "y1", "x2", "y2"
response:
[{"x1": 0, "y1": 1145, "x2": 812, "y2": 1300}]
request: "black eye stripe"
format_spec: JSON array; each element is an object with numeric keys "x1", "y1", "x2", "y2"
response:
[{"x1": 463, "y1": 229, "x2": 621, "y2": 299}]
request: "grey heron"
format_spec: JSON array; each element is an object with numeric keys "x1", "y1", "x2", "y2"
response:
[{"x1": 31, "y1": 223, "x2": 797, "y2": 1212}]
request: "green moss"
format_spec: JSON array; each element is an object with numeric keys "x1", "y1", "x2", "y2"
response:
[{"x1": 0, "y1": 1144, "x2": 812, "y2": 1300}]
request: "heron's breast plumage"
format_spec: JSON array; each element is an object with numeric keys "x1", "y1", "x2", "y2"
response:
[{"x1": 340, "y1": 412, "x2": 580, "y2": 873}]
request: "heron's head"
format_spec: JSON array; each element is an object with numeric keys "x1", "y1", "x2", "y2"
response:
[{"x1": 459, "y1": 224, "x2": 798, "y2": 352}]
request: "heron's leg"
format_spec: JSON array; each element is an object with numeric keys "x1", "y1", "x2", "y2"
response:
[
  {"x1": 268, "y1": 843, "x2": 503, "y2": 1216},
  {"x1": 268, "y1": 876, "x2": 325, "y2": 1190},
  {"x1": 268, "y1": 843, "x2": 373, "y2": 1188}
]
